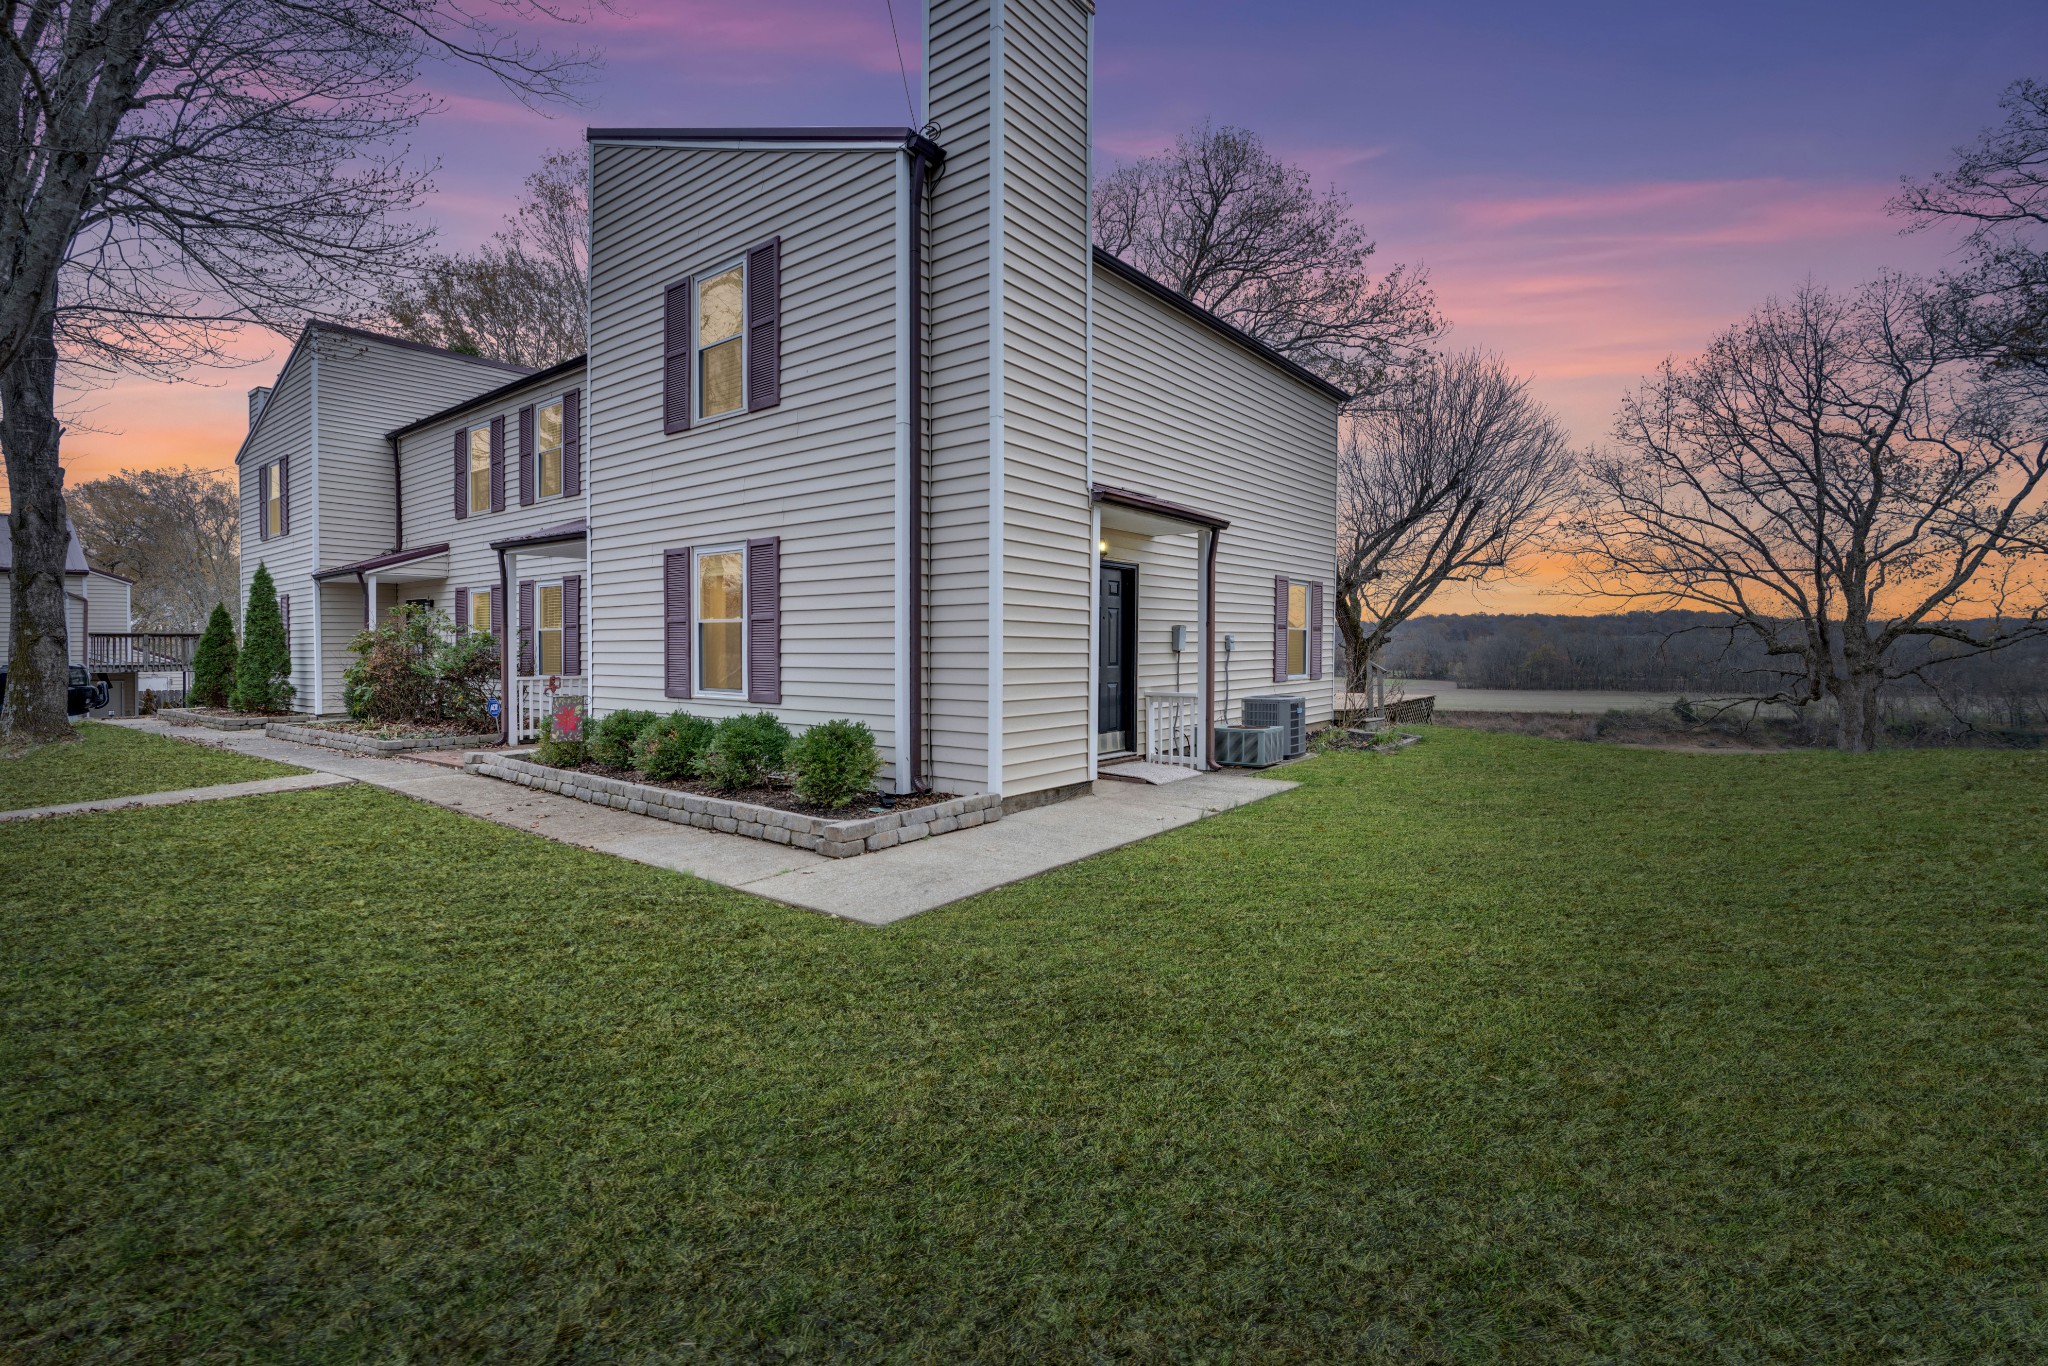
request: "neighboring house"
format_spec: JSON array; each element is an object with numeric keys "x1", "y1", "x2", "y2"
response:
[
  {"x1": 1, "y1": 516, "x2": 140, "y2": 713},
  {"x1": 236, "y1": 0, "x2": 1343, "y2": 806}
]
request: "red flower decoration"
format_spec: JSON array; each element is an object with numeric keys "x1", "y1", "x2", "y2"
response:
[{"x1": 551, "y1": 701, "x2": 582, "y2": 739}]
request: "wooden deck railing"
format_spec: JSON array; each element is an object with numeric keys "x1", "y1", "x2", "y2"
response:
[{"x1": 87, "y1": 632, "x2": 200, "y2": 673}]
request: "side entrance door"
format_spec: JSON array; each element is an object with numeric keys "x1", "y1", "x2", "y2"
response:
[{"x1": 1098, "y1": 562, "x2": 1137, "y2": 755}]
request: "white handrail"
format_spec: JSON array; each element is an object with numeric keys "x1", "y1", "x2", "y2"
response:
[{"x1": 1145, "y1": 691, "x2": 1200, "y2": 769}]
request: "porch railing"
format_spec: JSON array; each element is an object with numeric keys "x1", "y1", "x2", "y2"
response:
[
  {"x1": 1145, "y1": 691, "x2": 1201, "y2": 769},
  {"x1": 513, "y1": 674, "x2": 586, "y2": 743},
  {"x1": 87, "y1": 632, "x2": 199, "y2": 673}
]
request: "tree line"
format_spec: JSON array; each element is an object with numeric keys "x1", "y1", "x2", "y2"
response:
[{"x1": 1382, "y1": 611, "x2": 2048, "y2": 713}]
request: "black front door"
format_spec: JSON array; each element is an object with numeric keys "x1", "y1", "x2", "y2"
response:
[{"x1": 1098, "y1": 562, "x2": 1137, "y2": 753}]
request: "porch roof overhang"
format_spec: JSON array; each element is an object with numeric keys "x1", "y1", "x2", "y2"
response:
[
  {"x1": 312, "y1": 542, "x2": 450, "y2": 584},
  {"x1": 1091, "y1": 483, "x2": 1231, "y2": 537},
  {"x1": 491, "y1": 519, "x2": 588, "y2": 562}
]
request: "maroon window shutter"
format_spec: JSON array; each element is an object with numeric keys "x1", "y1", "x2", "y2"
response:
[
  {"x1": 1309, "y1": 581, "x2": 1325, "y2": 680},
  {"x1": 563, "y1": 574, "x2": 582, "y2": 674},
  {"x1": 663, "y1": 279, "x2": 694, "y2": 434},
  {"x1": 1273, "y1": 576, "x2": 1289, "y2": 683},
  {"x1": 518, "y1": 404, "x2": 536, "y2": 506},
  {"x1": 489, "y1": 416, "x2": 507, "y2": 513},
  {"x1": 746, "y1": 238, "x2": 782, "y2": 412},
  {"x1": 256, "y1": 465, "x2": 270, "y2": 542},
  {"x1": 518, "y1": 579, "x2": 535, "y2": 676},
  {"x1": 453, "y1": 429, "x2": 468, "y2": 520},
  {"x1": 454, "y1": 587, "x2": 469, "y2": 629},
  {"x1": 281, "y1": 593, "x2": 291, "y2": 637},
  {"x1": 664, "y1": 548, "x2": 693, "y2": 698},
  {"x1": 490, "y1": 586, "x2": 506, "y2": 668},
  {"x1": 746, "y1": 536, "x2": 781, "y2": 704},
  {"x1": 562, "y1": 388, "x2": 582, "y2": 496},
  {"x1": 278, "y1": 454, "x2": 289, "y2": 535}
]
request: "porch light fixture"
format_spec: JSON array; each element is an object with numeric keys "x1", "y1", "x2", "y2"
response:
[{"x1": 1097, "y1": 538, "x2": 1108, "y2": 555}]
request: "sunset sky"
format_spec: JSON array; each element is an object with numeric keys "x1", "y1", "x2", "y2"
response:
[{"x1": 49, "y1": 0, "x2": 2048, "y2": 610}]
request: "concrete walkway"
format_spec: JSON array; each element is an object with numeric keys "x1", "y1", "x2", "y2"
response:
[
  {"x1": 120, "y1": 719, "x2": 1297, "y2": 923},
  {"x1": 0, "y1": 770, "x2": 350, "y2": 823}
]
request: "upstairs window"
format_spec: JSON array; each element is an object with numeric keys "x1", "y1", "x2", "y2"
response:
[
  {"x1": 467, "y1": 427, "x2": 491, "y2": 514},
  {"x1": 263, "y1": 464, "x2": 283, "y2": 537},
  {"x1": 697, "y1": 263, "x2": 746, "y2": 420},
  {"x1": 538, "y1": 399, "x2": 564, "y2": 498}
]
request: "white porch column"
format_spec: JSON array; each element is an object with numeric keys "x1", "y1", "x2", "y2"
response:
[{"x1": 363, "y1": 572, "x2": 378, "y2": 628}]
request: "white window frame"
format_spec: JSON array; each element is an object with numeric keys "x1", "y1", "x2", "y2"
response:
[
  {"x1": 533, "y1": 578, "x2": 567, "y2": 678},
  {"x1": 694, "y1": 259, "x2": 749, "y2": 424},
  {"x1": 466, "y1": 425, "x2": 491, "y2": 515},
  {"x1": 693, "y1": 543, "x2": 748, "y2": 697},
  {"x1": 537, "y1": 397, "x2": 565, "y2": 498},
  {"x1": 1286, "y1": 580, "x2": 1310, "y2": 680}
]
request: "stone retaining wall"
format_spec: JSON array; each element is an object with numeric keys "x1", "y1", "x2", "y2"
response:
[
  {"x1": 467, "y1": 752, "x2": 1001, "y2": 858},
  {"x1": 267, "y1": 722, "x2": 486, "y2": 755},
  {"x1": 157, "y1": 708, "x2": 271, "y2": 731}
]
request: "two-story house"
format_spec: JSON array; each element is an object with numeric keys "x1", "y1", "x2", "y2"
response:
[{"x1": 239, "y1": 0, "x2": 1344, "y2": 808}]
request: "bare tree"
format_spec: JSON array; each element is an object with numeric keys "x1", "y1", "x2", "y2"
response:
[
  {"x1": 1337, "y1": 351, "x2": 1580, "y2": 695},
  {"x1": 1572, "y1": 277, "x2": 2048, "y2": 751},
  {"x1": 1, "y1": 1, "x2": 596, "y2": 744},
  {"x1": 1893, "y1": 78, "x2": 2047, "y2": 386},
  {"x1": 380, "y1": 148, "x2": 588, "y2": 367},
  {"x1": 68, "y1": 465, "x2": 238, "y2": 631},
  {"x1": 1094, "y1": 122, "x2": 1441, "y2": 403}
]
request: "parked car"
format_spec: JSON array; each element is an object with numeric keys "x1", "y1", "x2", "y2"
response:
[{"x1": 0, "y1": 665, "x2": 109, "y2": 718}]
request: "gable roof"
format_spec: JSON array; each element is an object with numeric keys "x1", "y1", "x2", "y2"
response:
[
  {"x1": 387, "y1": 354, "x2": 587, "y2": 442},
  {"x1": 0, "y1": 515, "x2": 90, "y2": 574},
  {"x1": 233, "y1": 321, "x2": 538, "y2": 466},
  {"x1": 1091, "y1": 248, "x2": 1351, "y2": 403}
]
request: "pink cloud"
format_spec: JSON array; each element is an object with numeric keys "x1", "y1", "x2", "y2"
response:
[{"x1": 581, "y1": 2, "x2": 916, "y2": 75}]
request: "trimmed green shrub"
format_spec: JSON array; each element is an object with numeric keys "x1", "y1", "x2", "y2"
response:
[
  {"x1": 788, "y1": 719, "x2": 883, "y2": 809},
  {"x1": 533, "y1": 706, "x2": 586, "y2": 769},
  {"x1": 231, "y1": 563, "x2": 295, "y2": 713},
  {"x1": 188, "y1": 603, "x2": 238, "y2": 708},
  {"x1": 633, "y1": 711, "x2": 716, "y2": 781},
  {"x1": 700, "y1": 711, "x2": 792, "y2": 791},
  {"x1": 589, "y1": 708, "x2": 658, "y2": 769}
]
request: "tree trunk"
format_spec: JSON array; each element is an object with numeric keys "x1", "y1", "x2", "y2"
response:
[
  {"x1": 1834, "y1": 673, "x2": 1881, "y2": 753},
  {"x1": 1, "y1": 310, "x2": 75, "y2": 744}
]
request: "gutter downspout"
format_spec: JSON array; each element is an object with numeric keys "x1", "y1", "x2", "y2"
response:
[
  {"x1": 496, "y1": 545, "x2": 512, "y2": 746},
  {"x1": 388, "y1": 433, "x2": 404, "y2": 553},
  {"x1": 905, "y1": 137, "x2": 934, "y2": 791},
  {"x1": 1203, "y1": 527, "x2": 1220, "y2": 769}
]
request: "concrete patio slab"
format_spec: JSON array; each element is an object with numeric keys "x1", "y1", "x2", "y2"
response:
[{"x1": 116, "y1": 718, "x2": 1298, "y2": 922}]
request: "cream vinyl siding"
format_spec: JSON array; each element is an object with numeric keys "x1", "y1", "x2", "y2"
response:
[
  {"x1": 992, "y1": 0, "x2": 1092, "y2": 797},
  {"x1": 315, "y1": 334, "x2": 527, "y2": 572},
  {"x1": 395, "y1": 369, "x2": 588, "y2": 646},
  {"x1": 1090, "y1": 265, "x2": 1343, "y2": 728},
  {"x1": 85, "y1": 572, "x2": 132, "y2": 633},
  {"x1": 587, "y1": 142, "x2": 903, "y2": 760},
  {"x1": 238, "y1": 343, "x2": 317, "y2": 709},
  {"x1": 925, "y1": 0, "x2": 996, "y2": 792}
]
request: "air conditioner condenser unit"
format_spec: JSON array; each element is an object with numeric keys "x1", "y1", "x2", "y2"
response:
[
  {"x1": 1242, "y1": 694, "x2": 1307, "y2": 757},
  {"x1": 1213, "y1": 724, "x2": 1285, "y2": 768}
]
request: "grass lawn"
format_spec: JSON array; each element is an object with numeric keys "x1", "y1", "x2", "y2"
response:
[
  {"x1": 0, "y1": 722, "x2": 302, "y2": 812},
  {"x1": 3, "y1": 728, "x2": 2044, "y2": 1361}
]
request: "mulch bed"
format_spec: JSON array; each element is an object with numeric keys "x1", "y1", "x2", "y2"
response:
[{"x1": 548, "y1": 760, "x2": 958, "y2": 820}]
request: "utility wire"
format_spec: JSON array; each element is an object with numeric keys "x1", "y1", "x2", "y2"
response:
[{"x1": 884, "y1": 0, "x2": 917, "y2": 125}]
